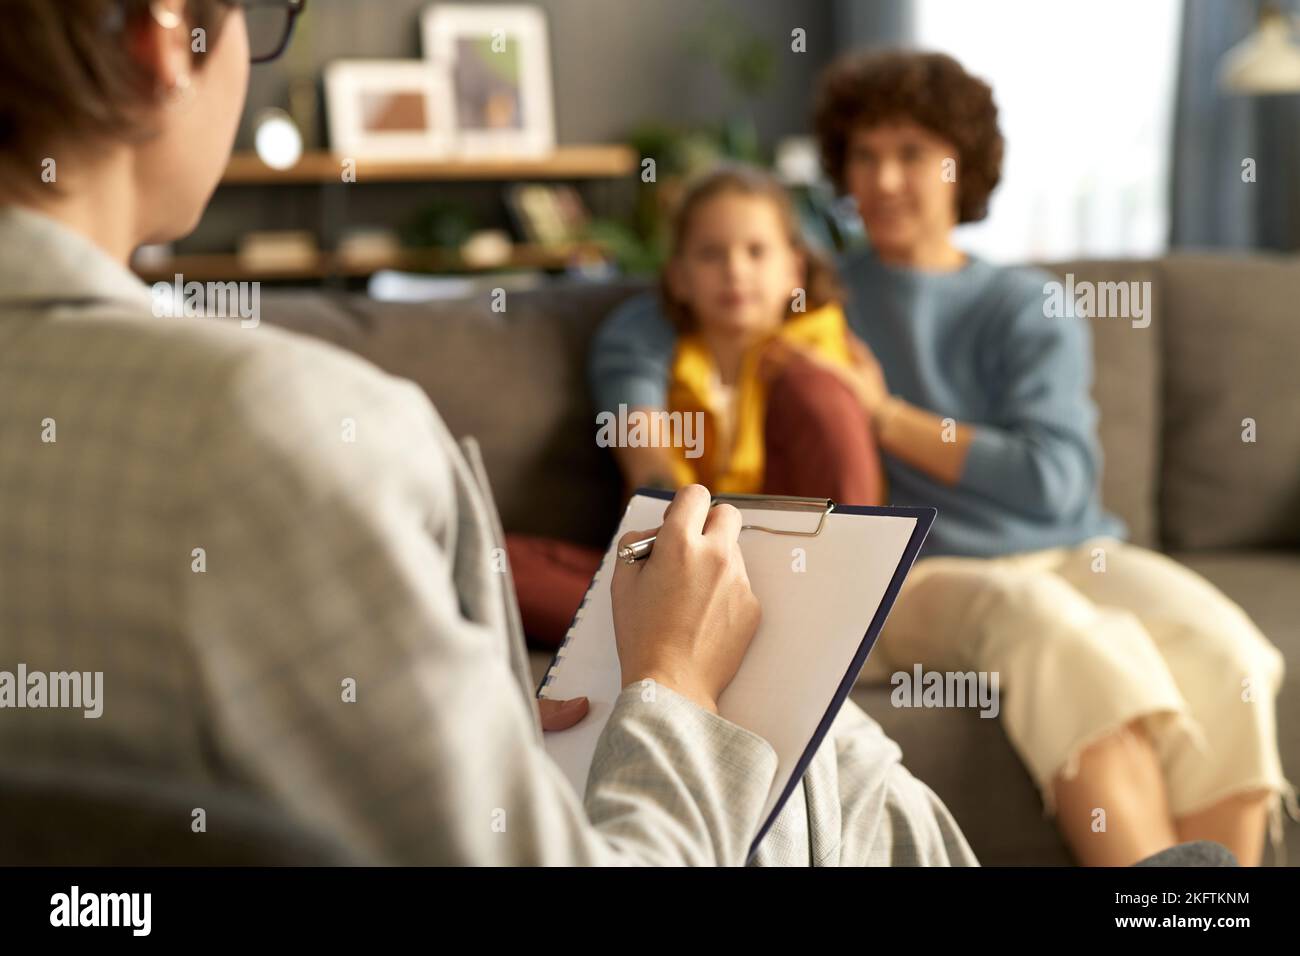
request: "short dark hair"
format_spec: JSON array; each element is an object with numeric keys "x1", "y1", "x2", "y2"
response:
[
  {"x1": 0, "y1": 1, "x2": 230, "y2": 184},
  {"x1": 812, "y1": 50, "x2": 1004, "y2": 223}
]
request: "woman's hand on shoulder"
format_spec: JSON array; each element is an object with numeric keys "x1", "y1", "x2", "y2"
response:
[{"x1": 761, "y1": 334, "x2": 892, "y2": 424}]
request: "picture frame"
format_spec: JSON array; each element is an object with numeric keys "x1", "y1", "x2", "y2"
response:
[
  {"x1": 323, "y1": 59, "x2": 454, "y2": 161},
  {"x1": 420, "y1": 4, "x2": 557, "y2": 158},
  {"x1": 505, "y1": 183, "x2": 590, "y2": 247}
]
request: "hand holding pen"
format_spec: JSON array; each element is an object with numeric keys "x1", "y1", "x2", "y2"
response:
[{"x1": 608, "y1": 485, "x2": 759, "y2": 714}]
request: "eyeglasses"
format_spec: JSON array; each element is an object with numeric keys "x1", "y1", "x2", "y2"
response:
[{"x1": 222, "y1": 0, "x2": 306, "y2": 64}]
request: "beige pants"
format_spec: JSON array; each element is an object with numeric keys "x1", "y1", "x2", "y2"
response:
[{"x1": 867, "y1": 536, "x2": 1296, "y2": 857}]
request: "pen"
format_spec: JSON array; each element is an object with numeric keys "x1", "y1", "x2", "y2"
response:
[
  {"x1": 617, "y1": 498, "x2": 727, "y2": 564},
  {"x1": 617, "y1": 535, "x2": 658, "y2": 564},
  {"x1": 616, "y1": 494, "x2": 834, "y2": 565}
]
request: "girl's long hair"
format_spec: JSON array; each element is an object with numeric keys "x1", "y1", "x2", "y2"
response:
[{"x1": 661, "y1": 163, "x2": 843, "y2": 333}]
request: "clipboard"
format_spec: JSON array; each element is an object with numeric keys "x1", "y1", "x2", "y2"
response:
[{"x1": 537, "y1": 488, "x2": 936, "y2": 860}]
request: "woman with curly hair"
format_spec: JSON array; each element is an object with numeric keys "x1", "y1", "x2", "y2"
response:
[{"x1": 590, "y1": 50, "x2": 1293, "y2": 867}]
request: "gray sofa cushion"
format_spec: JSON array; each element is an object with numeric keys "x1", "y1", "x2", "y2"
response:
[
  {"x1": 261, "y1": 266, "x2": 1167, "y2": 549},
  {"x1": 1158, "y1": 254, "x2": 1300, "y2": 549},
  {"x1": 1041, "y1": 260, "x2": 1162, "y2": 549},
  {"x1": 261, "y1": 265, "x2": 1300, "y2": 866},
  {"x1": 350, "y1": 282, "x2": 650, "y2": 548},
  {"x1": 1172, "y1": 550, "x2": 1300, "y2": 798}
]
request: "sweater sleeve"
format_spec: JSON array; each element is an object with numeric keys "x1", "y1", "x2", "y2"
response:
[
  {"x1": 588, "y1": 292, "x2": 678, "y2": 413},
  {"x1": 184, "y1": 340, "x2": 778, "y2": 866},
  {"x1": 957, "y1": 274, "x2": 1102, "y2": 521}
]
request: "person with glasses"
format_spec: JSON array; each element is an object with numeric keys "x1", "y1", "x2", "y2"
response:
[
  {"x1": 144, "y1": 0, "x2": 306, "y2": 64},
  {"x1": 0, "y1": 0, "x2": 961, "y2": 869},
  {"x1": 231, "y1": 0, "x2": 306, "y2": 63},
  {"x1": 0, "y1": 1, "x2": 1229, "y2": 869}
]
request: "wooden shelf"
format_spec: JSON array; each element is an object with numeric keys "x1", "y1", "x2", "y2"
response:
[
  {"x1": 221, "y1": 145, "x2": 638, "y2": 185},
  {"x1": 132, "y1": 243, "x2": 606, "y2": 283}
]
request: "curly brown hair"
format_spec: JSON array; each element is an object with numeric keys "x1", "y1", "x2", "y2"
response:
[
  {"x1": 661, "y1": 164, "x2": 843, "y2": 333},
  {"x1": 812, "y1": 50, "x2": 1003, "y2": 224}
]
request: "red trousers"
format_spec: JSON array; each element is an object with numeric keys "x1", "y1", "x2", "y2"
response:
[{"x1": 507, "y1": 357, "x2": 884, "y2": 649}]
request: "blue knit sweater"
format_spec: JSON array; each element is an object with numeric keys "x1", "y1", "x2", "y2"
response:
[{"x1": 588, "y1": 247, "x2": 1126, "y2": 557}]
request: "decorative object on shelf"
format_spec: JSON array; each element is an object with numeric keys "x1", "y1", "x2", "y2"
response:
[
  {"x1": 505, "y1": 183, "x2": 590, "y2": 247},
  {"x1": 236, "y1": 230, "x2": 319, "y2": 272},
  {"x1": 401, "y1": 198, "x2": 478, "y2": 252},
  {"x1": 420, "y1": 3, "x2": 556, "y2": 158},
  {"x1": 324, "y1": 59, "x2": 453, "y2": 160},
  {"x1": 459, "y1": 229, "x2": 515, "y2": 269},
  {"x1": 336, "y1": 229, "x2": 403, "y2": 270},
  {"x1": 253, "y1": 108, "x2": 304, "y2": 171}
]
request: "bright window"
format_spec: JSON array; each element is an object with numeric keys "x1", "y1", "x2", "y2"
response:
[{"x1": 912, "y1": 0, "x2": 1183, "y2": 261}]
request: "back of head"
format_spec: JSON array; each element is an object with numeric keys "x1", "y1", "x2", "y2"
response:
[{"x1": 0, "y1": 0, "x2": 244, "y2": 243}]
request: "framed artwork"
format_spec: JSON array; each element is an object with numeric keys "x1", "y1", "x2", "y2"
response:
[
  {"x1": 420, "y1": 4, "x2": 556, "y2": 158},
  {"x1": 505, "y1": 183, "x2": 590, "y2": 246},
  {"x1": 324, "y1": 59, "x2": 454, "y2": 160}
]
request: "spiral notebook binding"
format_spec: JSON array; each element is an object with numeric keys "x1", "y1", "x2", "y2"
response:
[{"x1": 537, "y1": 549, "x2": 610, "y2": 697}]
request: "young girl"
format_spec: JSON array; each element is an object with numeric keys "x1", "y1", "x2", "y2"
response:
[
  {"x1": 508, "y1": 165, "x2": 886, "y2": 648},
  {"x1": 591, "y1": 51, "x2": 1296, "y2": 868}
]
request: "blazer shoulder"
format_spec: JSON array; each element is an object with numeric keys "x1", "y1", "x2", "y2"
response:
[{"x1": 36, "y1": 303, "x2": 448, "y2": 467}]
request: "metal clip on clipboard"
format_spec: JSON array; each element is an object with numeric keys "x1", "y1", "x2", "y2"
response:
[{"x1": 616, "y1": 493, "x2": 836, "y2": 565}]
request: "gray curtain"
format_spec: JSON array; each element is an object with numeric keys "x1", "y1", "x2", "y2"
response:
[
  {"x1": 830, "y1": 0, "x2": 914, "y2": 55},
  {"x1": 1170, "y1": 0, "x2": 1300, "y2": 250}
]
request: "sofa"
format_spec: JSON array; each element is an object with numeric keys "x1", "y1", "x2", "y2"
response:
[
  {"x1": 5, "y1": 253, "x2": 1280, "y2": 867},
  {"x1": 243, "y1": 251, "x2": 1300, "y2": 865}
]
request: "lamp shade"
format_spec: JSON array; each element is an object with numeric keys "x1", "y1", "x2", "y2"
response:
[{"x1": 1219, "y1": 9, "x2": 1300, "y2": 94}]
